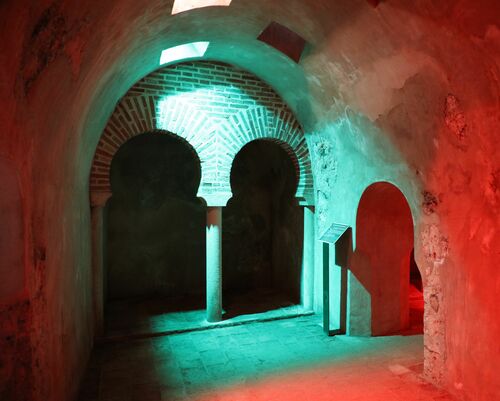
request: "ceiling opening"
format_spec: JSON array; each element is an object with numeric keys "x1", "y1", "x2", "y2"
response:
[
  {"x1": 159, "y1": 42, "x2": 210, "y2": 65},
  {"x1": 171, "y1": 0, "x2": 232, "y2": 15},
  {"x1": 257, "y1": 21, "x2": 307, "y2": 63}
]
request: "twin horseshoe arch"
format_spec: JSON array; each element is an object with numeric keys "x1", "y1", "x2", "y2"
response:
[{"x1": 89, "y1": 62, "x2": 314, "y2": 207}]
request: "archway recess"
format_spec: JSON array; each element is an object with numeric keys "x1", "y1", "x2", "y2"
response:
[
  {"x1": 223, "y1": 139, "x2": 302, "y2": 316},
  {"x1": 88, "y1": 60, "x2": 316, "y2": 328},
  {"x1": 106, "y1": 132, "x2": 203, "y2": 300},
  {"x1": 350, "y1": 181, "x2": 416, "y2": 336},
  {"x1": 90, "y1": 61, "x2": 314, "y2": 207}
]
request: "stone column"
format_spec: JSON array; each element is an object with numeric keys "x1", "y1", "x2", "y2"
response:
[
  {"x1": 206, "y1": 206, "x2": 223, "y2": 322},
  {"x1": 90, "y1": 192, "x2": 111, "y2": 339},
  {"x1": 301, "y1": 205, "x2": 315, "y2": 311}
]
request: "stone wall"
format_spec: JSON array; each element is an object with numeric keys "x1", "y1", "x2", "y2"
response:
[
  {"x1": 0, "y1": 158, "x2": 33, "y2": 400},
  {"x1": 0, "y1": 158, "x2": 24, "y2": 300}
]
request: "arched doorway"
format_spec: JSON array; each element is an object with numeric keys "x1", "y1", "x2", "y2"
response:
[
  {"x1": 104, "y1": 131, "x2": 204, "y2": 336},
  {"x1": 222, "y1": 140, "x2": 302, "y2": 318},
  {"x1": 351, "y1": 182, "x2": 419, "y2": 336}
]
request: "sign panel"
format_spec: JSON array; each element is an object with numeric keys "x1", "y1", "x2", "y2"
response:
[
  {"x1": 319, "y1": 223, "x2": 350, "y2": 244},
  {"x1": 321, "y1": 223, "x2": 350, "y2": 336}
]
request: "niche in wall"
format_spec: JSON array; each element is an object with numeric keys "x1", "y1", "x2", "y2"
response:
[
  {"x1": 223, "y1": 140, "x2": 302, "y2": 316},
  {"x1": 106, "y1": 131, "x2": 204, "y2": 302},
  {"x1": 352, "y1": 182, "x2": 415, "y2": 336}
]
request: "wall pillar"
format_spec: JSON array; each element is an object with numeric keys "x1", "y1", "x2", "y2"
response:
[
  {"x1": 90, "y1": 192, "x2": 111, "y2": 339},
  {"x1": 206, "y1": 206, "x2": 223, "y2": 322},
  {"x1": 301, "y1": 205, "x2": 315, "y2": 311}
]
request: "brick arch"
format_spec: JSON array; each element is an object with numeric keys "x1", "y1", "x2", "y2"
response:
[
  {"x1": 89, "y1": 95, "x2": 212, "y2": 197},
  {"x1": 90, "y1": 61, "x2": 314, "y2": 206},
  {"x1": 217, "y1": 106, "x2": 313, "y2": 203},
  {"x1": 108, "y1": 128, "x2": 202, "y2": 191},
  {"x1": 237, "y1": 137, "x2": 301, "y2": 190}
]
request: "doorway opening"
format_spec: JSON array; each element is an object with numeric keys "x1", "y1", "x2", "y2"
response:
[
  {"x1": 104, "y1": 131, "x2": 205, "y2": 337},
  {"x1": 353, "y1": 182, "x2": 420, "y2": 336},
  {"x1": 223, "y1": 140, "x2": 303, "y2": 319}
]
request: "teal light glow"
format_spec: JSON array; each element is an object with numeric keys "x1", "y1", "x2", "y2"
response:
[
  {"x1": 159, "y1": 42, "x2": 210, "y2": 65},
  {"x1": 171, "y1": 0, "x2": 232, "y2": 15}
]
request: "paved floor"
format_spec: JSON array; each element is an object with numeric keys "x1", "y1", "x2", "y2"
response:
[
  {"x1": 79, "y1": 315, "x2": 455, "y2": 401},
  {"x1": 105, "y1": 290, "x2": 309, "y2": 339}
]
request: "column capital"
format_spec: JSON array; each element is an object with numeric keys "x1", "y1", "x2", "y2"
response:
[
  {"x1": 297, "y1": 197, "x2": 315, "y2": 207},
  {"x1": 198, "y1": 192, "x2": 231, "y2": 207},
  {"x1": 90, "y1": 191, "x2": 112, "y2": 207}
]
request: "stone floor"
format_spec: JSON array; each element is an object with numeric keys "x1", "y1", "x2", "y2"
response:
[
  {"x1": 105, "y1": 290, "x2": 310, "y2": 340},
  {"x1": 79, "y1": 315, "x2": 455, "y2": 401}
]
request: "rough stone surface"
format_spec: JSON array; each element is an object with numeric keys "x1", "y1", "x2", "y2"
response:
[
  {"x1": 444, "y1": 94, "x2": 467, "y2": 141},
  {"x1": 0, "y1": 300, "x2": 34, "y2": 401},
  {"x1": 421, "y1": 224, "x2": 449, "y2": 267},
  {"x1": 0, "y1": 157, "x2": 25, "y2": 299},
  {"x1": 309, "y1": 137, "x2": 337, "y2": 232},
  {"x1": 422, "y1": 191, "x2": 440, "y2": 215}
]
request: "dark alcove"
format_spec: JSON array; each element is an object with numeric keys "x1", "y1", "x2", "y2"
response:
[
  {"x1": 222, "y1": 140, "x2": 302, "y2": 318},
  {"x1": 105, "y1": 131, "x2": 205, "y2": 334}
]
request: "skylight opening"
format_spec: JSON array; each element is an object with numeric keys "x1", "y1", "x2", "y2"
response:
[
  {"x1": 159, "y1": 42, "x2": 210, "y2": 66},
  {"x1": 257, "y1": 22, "x2": 307, "y2": 63},
  {"x1": 171, "y1": 0, "x2": 232, "y2": 15}
]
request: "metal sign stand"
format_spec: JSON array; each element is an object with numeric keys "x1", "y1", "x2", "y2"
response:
[{"x1": 320, "y1": 223, "x2": 350, "y2": 336}]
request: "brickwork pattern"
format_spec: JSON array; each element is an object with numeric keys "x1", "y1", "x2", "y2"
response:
[{"x1": 90, "y1": 61, "x2": 313, "y2": 206}]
